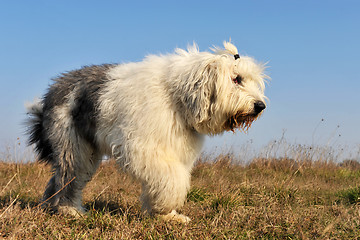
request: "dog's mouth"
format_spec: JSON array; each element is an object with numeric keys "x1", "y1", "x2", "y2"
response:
[{"x1": 225, "y1": 112, "x2": 261, "y2": 132}]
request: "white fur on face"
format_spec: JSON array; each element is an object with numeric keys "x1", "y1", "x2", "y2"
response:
[{"x1": 209, "y1": 55, "x2": 268, "y2": 133}]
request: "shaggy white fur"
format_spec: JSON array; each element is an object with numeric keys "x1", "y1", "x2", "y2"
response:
[{"x1": 26, "y1": 41, "x2": 268, "y2": 222}]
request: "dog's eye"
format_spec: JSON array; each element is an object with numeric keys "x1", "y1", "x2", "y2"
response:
[{"x1": 233, "y1": 75, "x2": 243, "y2": 85}]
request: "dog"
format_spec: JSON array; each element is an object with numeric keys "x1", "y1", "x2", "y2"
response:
[{"x1": 26, "y1": 41, "x2": 268, "y2": 222}]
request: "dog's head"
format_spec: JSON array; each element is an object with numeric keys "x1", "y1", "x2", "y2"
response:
[{"x1": 170, "y1": 41, "x2": 268, "y2": 135}]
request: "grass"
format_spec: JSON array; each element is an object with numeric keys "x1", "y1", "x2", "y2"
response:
[{"x1": 1, "y1": 154, "x2": 360, "y2": 239}]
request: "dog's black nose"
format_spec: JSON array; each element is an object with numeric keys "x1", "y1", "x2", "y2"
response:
[{"x1": 254, "y1": 101, "x2": 266, "y2": 114}]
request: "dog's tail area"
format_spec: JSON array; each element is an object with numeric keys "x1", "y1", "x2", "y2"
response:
[{"x1": 25, "y1": 99, "x2": 53, "y2": 164}]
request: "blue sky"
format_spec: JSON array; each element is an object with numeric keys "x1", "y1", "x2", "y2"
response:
[{"x1": 0, "y1": 1, "x2": 359, "y2": 159}]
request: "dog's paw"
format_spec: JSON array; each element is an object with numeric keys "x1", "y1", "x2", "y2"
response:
[
  {"x1": 58, "y1": 206, "x2": 86, "y2": 218},
  {"x1": 160, "y1": 210, "x2": 191, "y2": 223}
]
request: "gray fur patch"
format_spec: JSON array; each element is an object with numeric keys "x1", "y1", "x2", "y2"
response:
[
  {"x1": 44, "y1": 64, "x2": 114, "y2": 147},
  {"x1": 27, "y1": 64, "x2": 115, "y2": 212}
]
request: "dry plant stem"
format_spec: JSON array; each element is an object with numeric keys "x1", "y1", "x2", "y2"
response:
[
  {"x1": 1, "y1": 173, "x2": 17, "y2": 194},
  {"x1": 37, "y1": 176, "x2": 77, "y2": 208},
  {"x1": 0, "y1": 194, "x2": 19, "y2": 218}
]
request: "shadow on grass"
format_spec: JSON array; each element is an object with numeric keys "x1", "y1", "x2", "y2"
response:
[
  {"x1": 0, "y1": 194, "x2": 40, "y2": 210},
  {"x1": 86, "y1": 199, "x2": 142, "y2": 219},
  {"x1": 85, "y1": 199, "x2": 126, "y2": 215},
  {"x1": 0, "y1": 193, "x2": 141, "y2": 221}
]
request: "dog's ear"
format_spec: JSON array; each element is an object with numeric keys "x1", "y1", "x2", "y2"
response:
[{"x1": 181, "y1": 60, "x2": 218, "y2": 128}]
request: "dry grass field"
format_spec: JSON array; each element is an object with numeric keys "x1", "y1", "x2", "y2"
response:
[{"x1": 1, "y1": 150, "x2": 360, "y2": 239}]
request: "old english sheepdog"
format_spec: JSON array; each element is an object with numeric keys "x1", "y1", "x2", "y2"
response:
[{"x1": 26, "y1": 41, "x2": 268, "y2": 222}]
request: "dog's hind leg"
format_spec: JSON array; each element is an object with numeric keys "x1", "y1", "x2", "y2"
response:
[
  {"x1": 44, "y1": 139, "x2": 102, "y2": 217},
  {"x1": 40, "y1": 105, "x2": 102, "y2": 216}
]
